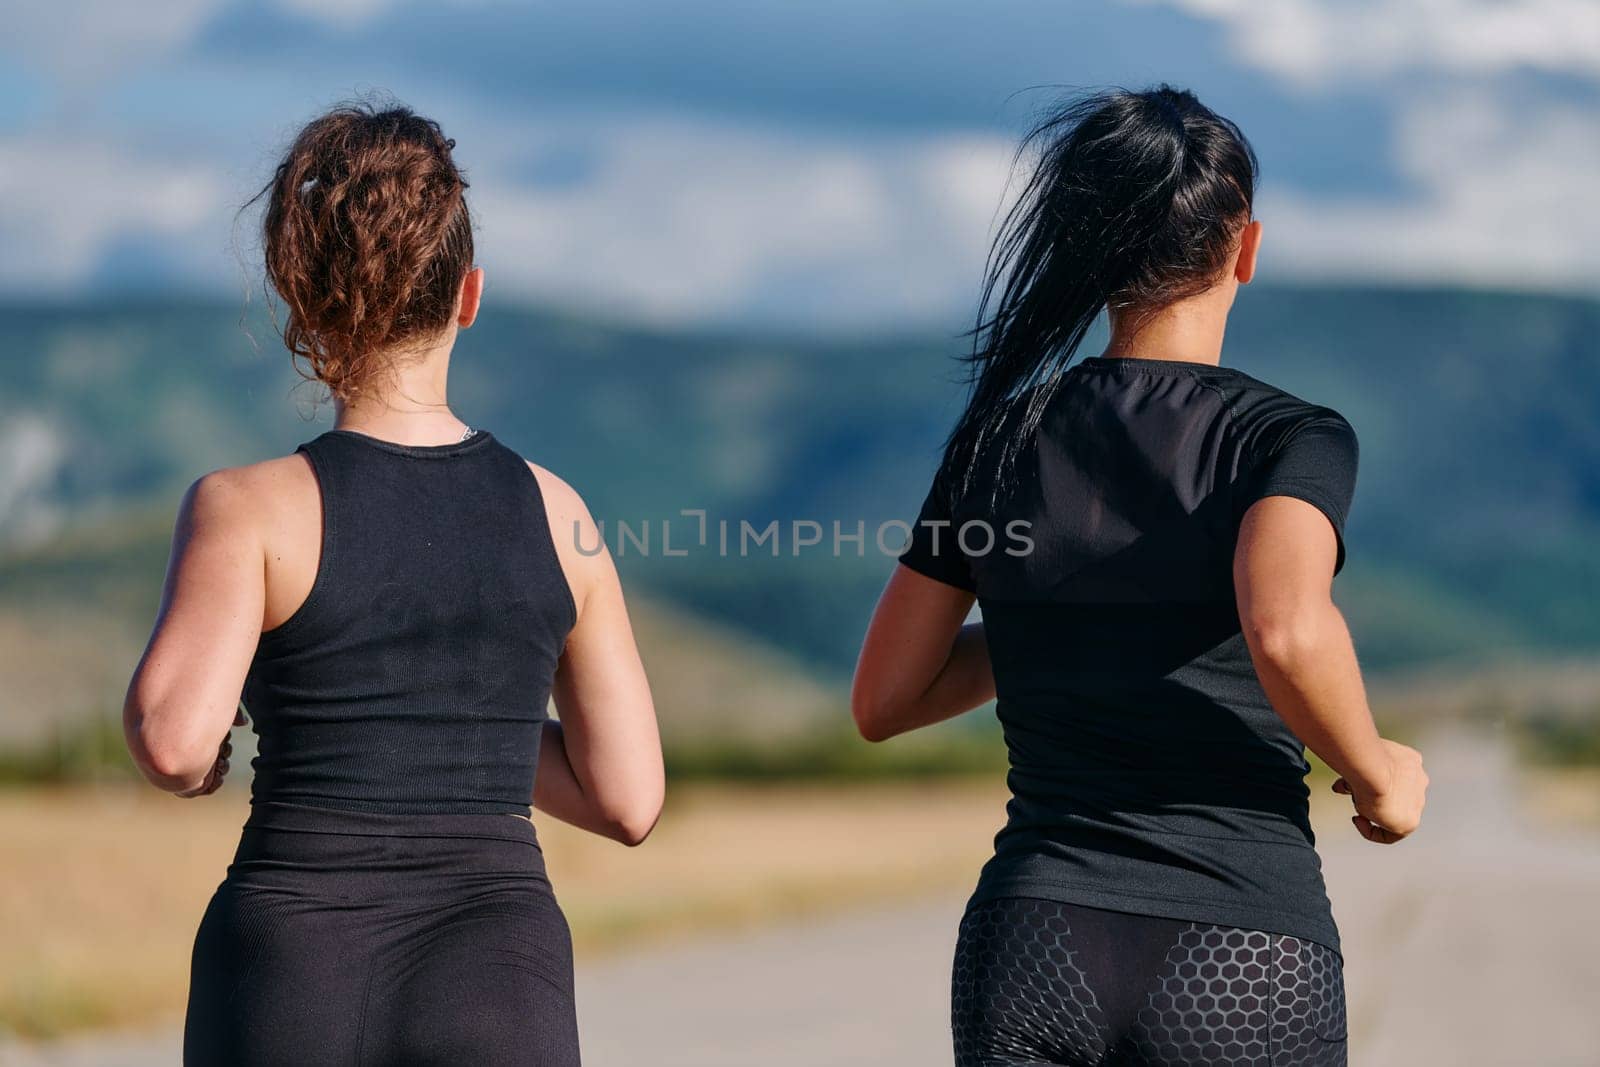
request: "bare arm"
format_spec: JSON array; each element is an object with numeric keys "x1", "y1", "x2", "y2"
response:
[
  {"x1": 124, "y1": 472, "x2": 263, "y2": 794},
  {"x1": 531, "y1": 720, "x2": 636, "y2": 840},
  {"x1": 1235, "y1": 496, "x2": 1427, "y2": 843},
  {"x1": 533, "y1": 466, "x2": 664, "y2": 845},
  {"x1": 851, "y1": 564, "x2": 994, "y2": 742}
]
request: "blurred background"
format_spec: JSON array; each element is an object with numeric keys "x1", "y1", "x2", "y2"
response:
[{"x1": 1, "y1": 2, "x2": 1597, "y2": 1065}]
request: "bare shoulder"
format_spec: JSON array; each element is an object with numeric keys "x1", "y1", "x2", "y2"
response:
[
  {"x1": 526, "y1": 459, "x2": 601, "y2": 553},
  {"x1": 525, "y1": 462, "x2": 594, "y2": 530},
  {"x1": 182, "y1": 453, "x2": 316, "y2": 540},
  {"x1": 524, "y1": 461, "x2": 609, "y2": 616}
]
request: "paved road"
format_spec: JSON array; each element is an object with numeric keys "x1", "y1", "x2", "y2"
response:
[
  {"x1": 5, "y1": 727, "x2": 1597, "y2": 1066},
  {"x1": 578, "y1": 728, "x2": 1600, "y2": 1066},
  {"x1": 1322, "y1": 728, "x2": 1600, "y2": 1066}
]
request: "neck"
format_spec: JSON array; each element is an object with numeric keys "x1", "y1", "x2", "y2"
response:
[
  {"x1": 333, "y1": 337, "x2": 473, "y2": 445},
  {"x1": 1100, "y1": 285, "x2": 1236, "y2": 366}
]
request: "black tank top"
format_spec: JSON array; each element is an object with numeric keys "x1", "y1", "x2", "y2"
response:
[{"x1": 241, "y1": 429, "x2": 576, "y2": 817}]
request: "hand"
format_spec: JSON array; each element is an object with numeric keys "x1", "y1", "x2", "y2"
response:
[
  {"x1": 176, "y1": 707, "x2": 248, "y2": 799},
  {"x1": 1333, "y1": 738, "x2": 1427, "y2": 843}
]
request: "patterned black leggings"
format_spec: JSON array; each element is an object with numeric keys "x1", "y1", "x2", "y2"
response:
[{"x1": 952, "y1": 898, "x2": 1346, "y2": 1066}]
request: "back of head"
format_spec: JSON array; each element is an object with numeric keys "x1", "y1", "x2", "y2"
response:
[
  {"x1": 948, "y1": 85, "x2": 1259, "y2": 501},
  {"x1": 252, "y1": 100, "x2": 474, "y2": 401}
]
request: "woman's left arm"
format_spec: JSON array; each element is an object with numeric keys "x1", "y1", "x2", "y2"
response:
[
  {"x1": 124, "y1": 470, "x2": 264, "y2": 795},
  {"x1": 851, "y1": 564, "x2": 994, "y2": 742}
]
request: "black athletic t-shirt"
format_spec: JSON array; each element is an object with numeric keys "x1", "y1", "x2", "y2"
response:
[{"x1": 900, "y1": 356, "x2": 1358, "y2": 952}]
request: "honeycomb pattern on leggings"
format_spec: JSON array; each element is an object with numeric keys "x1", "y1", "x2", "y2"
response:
[
  {"x1": 951, "y1": 898, "x2": 1109, "y2": 1065},
  {"x1": 952, "y1": 899, "x2": 1346, "y2": 1067},
  {"x1": 1131, "y1": 925, "x2": 1346, "y2": 1066},
  {"x1": 1130, "y1": 924, "x2": 1274, "y2": 1064},
  {"x1": 1270, "y1": 935, "x2": 1347, "y2": 1064}
]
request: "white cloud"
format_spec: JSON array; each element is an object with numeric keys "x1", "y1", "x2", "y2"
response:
[
  {"x1": 1260, "y1": 92, "x2": 1600, "y2": 290},
  {"x1": 457, "y1": 101, "x2": 1600, "y2": 323},
  {"x1": 274, "y1": 0, "x2": 400, "y2": 30},
  {"x1": 6, "y1": 97, "x2": 1593, "y2": 325},
  {"x1": 460, "y1": 115, "x2": 1016, "y2": 326},
  {"x1": 1, "y1": 1, "x2": 1593, "y2": 322},
  {"x1": 1151, "y1": 0, "x2": 1600, "y2": 86},
  {"x1": 0, "y1": 136, "x2": 228, "y2": 291},
  {"x1": 0, "y1": 113, "x2": 1018, "y2": 323},
  {"x1": 2, "y1": 0, "x2": 221, "y2": 92}
]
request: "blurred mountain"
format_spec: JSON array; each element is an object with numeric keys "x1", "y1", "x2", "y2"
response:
[{"x1": 1, "y1": 285, "x2": 1596, "y2": 678}]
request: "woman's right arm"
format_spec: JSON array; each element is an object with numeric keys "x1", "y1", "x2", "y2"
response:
[
  {"x1": 530, "y1": 465, "x2": 664, "y2": 846},
  {"x1": 124, "y1": 470, "x2": 264, "y2": 795},
  {"x1": 851, "y1": 565, "x2": 993, "y2": 742},
  {"x1": 1234, "y1": 495, "x2": 1427, "y2": 843}
]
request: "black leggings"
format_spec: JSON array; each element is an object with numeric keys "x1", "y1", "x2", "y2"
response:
[
  {"x1": 952, "y1": 897, "x2": 1346, "y2": 1066},
  {"x1": 184, "y1": 805, "x2": 580, "y2": 1067}
]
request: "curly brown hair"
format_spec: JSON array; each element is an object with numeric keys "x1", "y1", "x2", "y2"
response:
[{"x1": 251, "y1": 100, "x2": 474, "y2": 400}]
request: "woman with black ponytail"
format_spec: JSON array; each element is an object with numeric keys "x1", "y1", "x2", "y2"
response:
[{"x1": 853, "y1": 86, "x2": 1426, "y2": 1066}]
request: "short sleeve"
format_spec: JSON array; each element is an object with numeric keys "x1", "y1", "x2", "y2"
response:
[
  {"x1": 1238, "y1": 411, "x2": 1359, "y2": 574},
  {"x1": 897, "y1": 469, "x2": 978, "y2": 592}
]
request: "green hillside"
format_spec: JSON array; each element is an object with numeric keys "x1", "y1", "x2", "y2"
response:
[{"x1": 2, "y1": 284, "x2": 1596, "y2": 677}]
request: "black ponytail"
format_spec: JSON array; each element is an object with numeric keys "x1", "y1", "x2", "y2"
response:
[{"x1": 945, "y1": 85, "x2": 1258, "y2": 505}]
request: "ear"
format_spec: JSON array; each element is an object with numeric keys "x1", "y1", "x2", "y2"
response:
[
  {"x1": 1235, "y1": 220, "x2": 1262, "y2": 285},
  {"x1": 457, "y1": 267, "x2": 484, "y2": 329}
]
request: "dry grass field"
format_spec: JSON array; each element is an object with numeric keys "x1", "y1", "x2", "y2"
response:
[
  {"x1": 1523, "y1": 766, "x2": 1600, "y2": 828},
  {"x1": 0, "y1": 780, "x2": 1009, "y2": 1039}
]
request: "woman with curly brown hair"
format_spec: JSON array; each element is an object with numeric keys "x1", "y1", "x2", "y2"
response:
[{"x1": 123, "y1": 101, "x2": 663, "y2": 1066}]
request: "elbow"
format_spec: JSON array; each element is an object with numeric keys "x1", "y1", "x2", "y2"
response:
[
  {"x1": 123, "y1": 696, "x2": 210, "y2": 792},
  {"x1": 127, "y1": 731, "x2": 205, "y2": 791},
  {"x1": 854, "y1": 714, "x2": 895, "y2": 744},
  {"x1": 612, "y1": 814, "x2": 655, "y2": 847},
  {"x1": 850, "y1": 689, "x2": 900, "y2": 743},
  {"x1": 1244, "y1": 610, "x2": 1330, "y2": 671},
  {"x1": 605, "y1": 776, "x2": 664, "y2": 846},
  {"x1": 609, "y1": 797, "x2": 662, "y2": 847}
]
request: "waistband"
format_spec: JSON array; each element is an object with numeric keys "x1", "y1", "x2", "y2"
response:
[{"x1": 245, "y1": 800, "x2": 541, "y2": 846}]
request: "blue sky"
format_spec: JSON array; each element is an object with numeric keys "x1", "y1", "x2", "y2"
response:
[{"x1": 2, "y1": 0, "x2": 1596, "y2": 327}]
